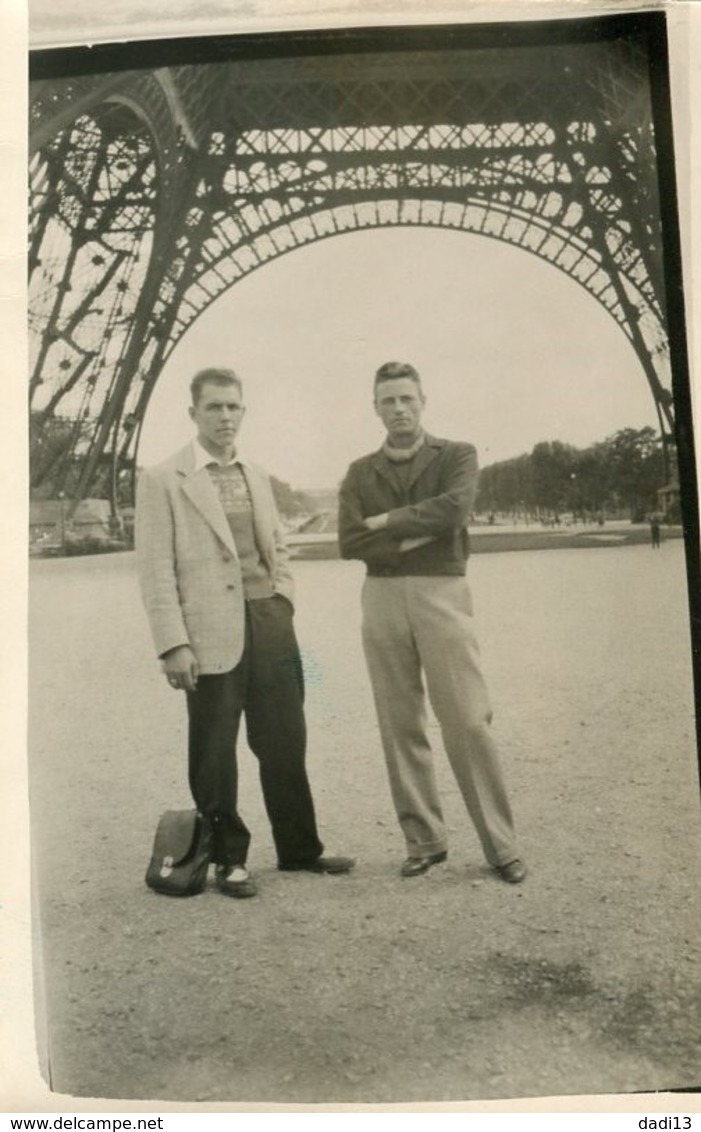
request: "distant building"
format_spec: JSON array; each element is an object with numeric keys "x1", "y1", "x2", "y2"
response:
[
  {"x1": 656, "y1": 481, "x2": 680, "y2": 521},
  {"x1": 299, "y1": 488, "x2": 339, "y2": 513},
  {"x1": 29, "y1": 498, "x2": 119, "y2": 551}
]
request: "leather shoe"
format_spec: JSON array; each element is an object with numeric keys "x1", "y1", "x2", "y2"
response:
[
  {"x1": 495, "y1": 859, "x2": 527, "y2": 884},
  {"x1": 400, "y1": 851, "x2": 448, "y2": 877},
  {"x1": 278, "y1": 855, "x2": 356, "y2": 874},
  {"x1": 215, "y1": 864, "x2": 258, "y2": 898}
]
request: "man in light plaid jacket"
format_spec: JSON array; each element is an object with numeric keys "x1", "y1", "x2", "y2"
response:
[{"x1": 136, "y1": 367, "x2": 354, "y2": 898}]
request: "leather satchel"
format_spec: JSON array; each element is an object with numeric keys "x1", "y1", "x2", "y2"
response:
[{"x1": 145, "y1": 809, "x2": 212, "y2": 896}]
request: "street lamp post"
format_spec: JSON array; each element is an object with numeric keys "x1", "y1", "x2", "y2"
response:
[{"x1": 58, "y1": 491, "x2": 66, "y2": 554}]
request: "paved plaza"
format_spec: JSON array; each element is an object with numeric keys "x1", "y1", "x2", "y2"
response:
[{"x1": 27, "y1": 542, "x2": 701, "y2": 1104}]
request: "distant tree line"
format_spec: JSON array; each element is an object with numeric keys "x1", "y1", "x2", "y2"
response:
[
  {"x1": 30, "y1": 411, "x2": 315, "y2": 516},
  {"x1": 30, "y1": 415, "x2": 672, "y2": 523},
  {"x1": 475, "y1": 427, "x2": 670, "y2": 523},
  {"x1": 268, "y1": 476, "x2": 318, "y2": 518},
  {"x1": 30, "y1": 412, "x2": 96, "y2": 499}
]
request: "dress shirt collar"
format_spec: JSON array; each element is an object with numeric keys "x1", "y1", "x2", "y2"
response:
[{"x1": 192, "y1": 437, "x2": 249, "y2": 472}]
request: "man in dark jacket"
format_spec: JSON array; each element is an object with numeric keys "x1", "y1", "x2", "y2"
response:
[{"x1": 338, "y1": 361, "x2": 525, "y2": 883}]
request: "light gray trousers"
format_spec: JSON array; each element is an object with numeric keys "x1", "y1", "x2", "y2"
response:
[{"x1": 361, "y1": 575, "x2": 518, "y2": 867}]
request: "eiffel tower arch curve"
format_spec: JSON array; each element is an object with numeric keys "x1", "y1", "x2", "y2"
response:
[
  {"x1": 134, "y1": 189, "x2": 670, "y2": 480},
  {"x1": 29, "y1": 23, "x2": 677, "y2": 507},
  {"x1": 171, "y1": 191, "x2": 665, "y2": 387}
]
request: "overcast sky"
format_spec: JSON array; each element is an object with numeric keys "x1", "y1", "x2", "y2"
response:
[{"x1": 139, "y1": 226, "x2": 658, "y2": 491}]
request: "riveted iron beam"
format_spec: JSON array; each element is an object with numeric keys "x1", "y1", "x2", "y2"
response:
[{"x1": 28, "y1": 17, "x2": 675, "y2": 508}]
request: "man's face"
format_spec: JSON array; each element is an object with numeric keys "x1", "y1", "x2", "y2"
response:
[
  {"x1": 189, "y1": 380, "x2": 245, "y2": 455},
  {"x1": 374, "y1": 377, "x2": 426, "y2": 446}
]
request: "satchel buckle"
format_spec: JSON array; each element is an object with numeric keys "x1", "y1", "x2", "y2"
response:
[{"x1": 159, "y1": 855, "x2": 174, "y2": 878}]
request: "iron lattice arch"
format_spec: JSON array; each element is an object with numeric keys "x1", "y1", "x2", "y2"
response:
[{"x1": 29, "y1": 27, "x2": 673, "y2": 506}]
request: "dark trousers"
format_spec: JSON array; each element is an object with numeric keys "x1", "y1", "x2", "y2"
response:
[{"x1": 186, "y1": 595, "x2": 324, "y2": 868}]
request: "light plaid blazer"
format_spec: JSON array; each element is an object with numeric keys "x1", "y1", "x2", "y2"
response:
[{"x1": 135, "y1": 443, "x2": 294, "y2": 674}]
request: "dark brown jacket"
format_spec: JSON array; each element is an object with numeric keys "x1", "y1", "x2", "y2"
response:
[{"x1": 338, "y1": 435, "x2": 478, "y2": 576}]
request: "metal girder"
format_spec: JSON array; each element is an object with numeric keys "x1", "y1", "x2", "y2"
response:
[{"x1": 28, "y1": 23, "x2": 674, "y2": 507}]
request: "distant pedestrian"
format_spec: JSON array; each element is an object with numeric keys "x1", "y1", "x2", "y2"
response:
[{"x1": 650, "y1": 516, "x2": 661, "y2": 549}]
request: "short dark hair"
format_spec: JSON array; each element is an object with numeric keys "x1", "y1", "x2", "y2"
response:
[
  {"x1": 374, "y1": 361, "x2": 422, "y2": 392},
  {"x1": 190, "y1": 368, "x2": 243, "y2": 405}
]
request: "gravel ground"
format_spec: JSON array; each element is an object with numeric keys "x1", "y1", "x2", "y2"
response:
[{"x1": 28, "y1": 543, "x2": 701, "y2": 1106}]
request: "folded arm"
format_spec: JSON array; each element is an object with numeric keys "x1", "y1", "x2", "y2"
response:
[
  {"x1": 337, "y1": 467, "x2": 403, "y2": 567},
  {"x1": 380, "y1": 443, "x2": 479, "y2": 539},
  {"x1": 338, "y1": 444, "x2": 478, "y2": 564}
]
